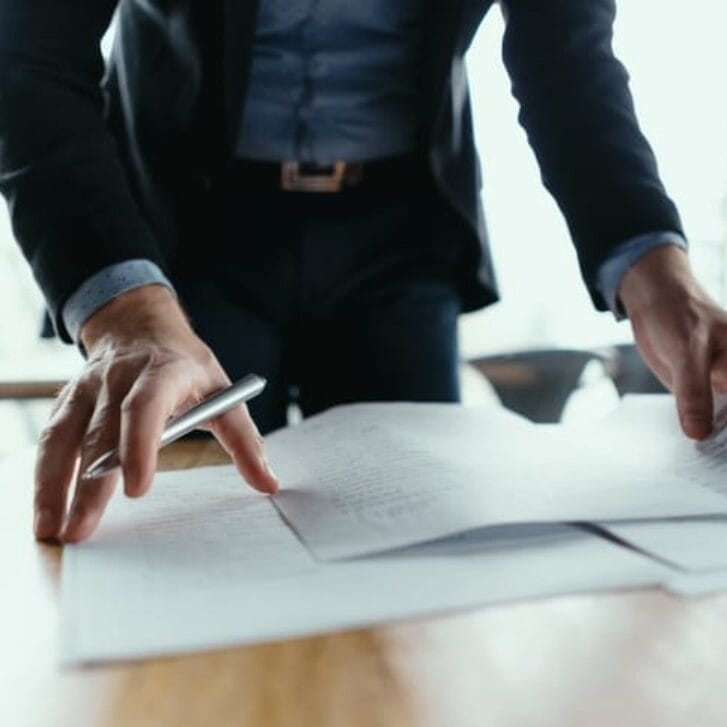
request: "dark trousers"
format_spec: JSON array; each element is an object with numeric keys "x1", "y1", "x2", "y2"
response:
[{"x1": 177, "y1": 159, "x2": 468, "y2": 434}]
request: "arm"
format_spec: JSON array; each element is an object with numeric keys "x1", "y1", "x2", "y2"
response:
[
  {"x1": 0, "y1": 1, "x2": 277, "y2": 543},
  {"x1": 501, "y1": 1, "x2": 727, "y2": 439},
  {"x1": 500, "y1": 0, "x2": 684, "y2": 309},
  {"x1": 596, "y1": 232, "x2": 688, "y2": 316},
  {"x1": 0, "y1": 0, "x2": 167, "y2": 341},
  {"x1": 63, "y1": 260, "x2": 175, "y2": 343}
]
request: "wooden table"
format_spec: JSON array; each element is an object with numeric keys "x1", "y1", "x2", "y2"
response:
[{"x1": 3, "y1": 441, "x2": 727, "y2": 727}]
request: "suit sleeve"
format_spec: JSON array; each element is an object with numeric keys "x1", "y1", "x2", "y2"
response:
[
  {"x1": 0, "y1": 0, "x2": 168, "y2": 341},
  {"x1": 501, "y1": 0, "x2": 684, "y2": 310}
]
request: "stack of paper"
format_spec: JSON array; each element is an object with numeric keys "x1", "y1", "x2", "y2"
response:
[
  {"x1": 268, "y1": 403, "x2": 727, "y2": 560},
  {"x1": 60, "y1": 466, "x2": 670, "y2": 665},
  {"x1": 59, "y1": 399, "x2": 727, "y2": 665}
]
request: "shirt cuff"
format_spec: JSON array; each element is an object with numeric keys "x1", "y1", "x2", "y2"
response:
[
  {"x1": 62, "y1": 259, "x2": 175, "y2": 344},
  {"x1": 596, "y1": 231, "x2": 689, "y2": 320}
]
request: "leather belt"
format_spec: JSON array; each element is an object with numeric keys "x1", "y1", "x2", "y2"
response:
[
  {"x1": 228, "y1": 153, "x2": 423, "y2": 194},
  {"x1": 281, "y1": 161, "x2": 364, "y2": 193}
]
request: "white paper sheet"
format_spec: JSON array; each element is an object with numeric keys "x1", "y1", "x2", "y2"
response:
[
  {"x1": 594, "y1": 396, "x2": 727, "y2": 572},
  {"x1": 603, "y1": 517, "x2": 727, "y2": 572},
  {"x1": 594, "y1": 394, "x2": 727, "y2": 490},
  {"x1": 268, "y1": 403, "x2": 727, "y2": 560},
  {"x1": 666, "y1": 570, "x2": 727, "y2": 596},
  {"x1": 60, "y1": 465, "x2": 672, "y2": 666}
]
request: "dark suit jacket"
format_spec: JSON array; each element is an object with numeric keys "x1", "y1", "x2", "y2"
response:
[{"x1": 0, "y1": 0, "x2": 683, "y2": 342}]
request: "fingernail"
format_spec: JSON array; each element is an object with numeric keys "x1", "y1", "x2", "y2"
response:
[
  {"x1": 684, "y1": 418, "x2": 711, "y2": 440},
  {"x1": 34, "y1": 507, "x2": 56, "y2": 539}
]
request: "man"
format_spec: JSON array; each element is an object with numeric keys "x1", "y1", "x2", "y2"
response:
[{"x1": 1, "y1": 1, "x2": 725, "y2": 544}]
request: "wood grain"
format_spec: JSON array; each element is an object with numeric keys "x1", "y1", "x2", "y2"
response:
[
  {"x1": 0, "y1": 380, "x2": 66, "y2": 399},
  {"x1": 2, "y1": 440, "x2": 727, "y2": 727}
]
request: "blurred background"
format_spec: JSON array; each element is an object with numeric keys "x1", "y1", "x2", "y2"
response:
[{"x1": 0, "y1": 1, "x2": 725, "y2": 453}]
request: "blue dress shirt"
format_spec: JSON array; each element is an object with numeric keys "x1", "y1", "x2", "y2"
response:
[
  {"x1": 595, "y1": 231, "x2": 688, "y2": 318},
  {"x1": 235, "y1": 0, "x2": 423, "y2": 163}
]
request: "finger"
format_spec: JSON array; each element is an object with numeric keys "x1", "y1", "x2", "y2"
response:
[
  {"x1": 34, "y1": 384, "x2": 95, "y2": 541},
  {"x1": 48, "y1": 380, "x2": 74, "y2": 419},
  {"x1": 673, "y1": 352, "x2": 714, "y2": 440},
  {"x1": 118, "y1": 371, "x2": 184, "y2": 498},
  {"x1": 62, "y1": 385, "x2": 124, "y2": 543},
  {"x1": 62, "y1": 472, "x2": 120, "y2": 544},
  {"x1": 210, "y1": 404, "x2": 279, "y2": 494}
]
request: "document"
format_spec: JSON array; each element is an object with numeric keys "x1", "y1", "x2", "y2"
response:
[
  {"x1": 594, "y1": 394, "x2": 727, "y2": 490},
  {"x1": 602, "y1": 516, "x2": 727, "y2": 572},
  {"x1": 60, "y1": 465, "x2": 671, "y2": 665},
  {"x1": 594, "y1": 396, "x2": 727, "y2": 572},
  {"x1": 666, "y1": 570, "x2": 727, "y2": 596},
  {"x1": 268, "y1": 403, "x2": 727, "y2": 560}
]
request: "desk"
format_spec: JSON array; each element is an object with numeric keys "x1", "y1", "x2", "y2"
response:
[
  {"x1": 2, "y1": 442, "x2": 727, "y2": 727},
  {"x1": 0, "y1": 342, "x2": 81, "y2": 399}
]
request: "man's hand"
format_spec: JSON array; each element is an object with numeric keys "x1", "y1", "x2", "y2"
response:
[
  {"x1": 619, "y1": 245, "x2": 727, "y2": 440},
  {"x1": 33, "y1": 285, "x2": 278, "y2": 544}
]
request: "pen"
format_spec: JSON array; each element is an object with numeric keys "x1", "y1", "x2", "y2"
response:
[{"x1": 82, "y1": 373, "x2": 267, "y2": 480}]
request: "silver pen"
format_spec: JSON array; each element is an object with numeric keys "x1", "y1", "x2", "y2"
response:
[{"x1": 82, "y1": 374, "x2": 267, "y2": 480}]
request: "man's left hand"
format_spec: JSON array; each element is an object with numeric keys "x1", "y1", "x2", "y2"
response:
[{"x1": 619, "y1": 245, "x2": 727, "y2": 440}]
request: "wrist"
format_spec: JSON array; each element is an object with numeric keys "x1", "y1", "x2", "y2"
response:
[
  {"x1": 618, "y1": 246, "x2": 706, "y2": 317},
  {"x1": 80, "y1": 284, "x2": 194, "y2": 354}
]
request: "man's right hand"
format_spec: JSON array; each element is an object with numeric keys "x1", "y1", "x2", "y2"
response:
[{"x1": 33, "y1": 285, "x2": 278, "y2": 544}]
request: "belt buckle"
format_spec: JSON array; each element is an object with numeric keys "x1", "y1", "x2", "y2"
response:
[{"x1": 281, "y1": 161, "x2": 347, "y2": 193}]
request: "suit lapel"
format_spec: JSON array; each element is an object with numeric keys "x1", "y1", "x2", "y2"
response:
[
  {"x1": 421, "y1": 0, "x2": 494, "y2": 135},
  {"x1": 421, "y1": 0, "x2": 467, "y2": 131}
]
